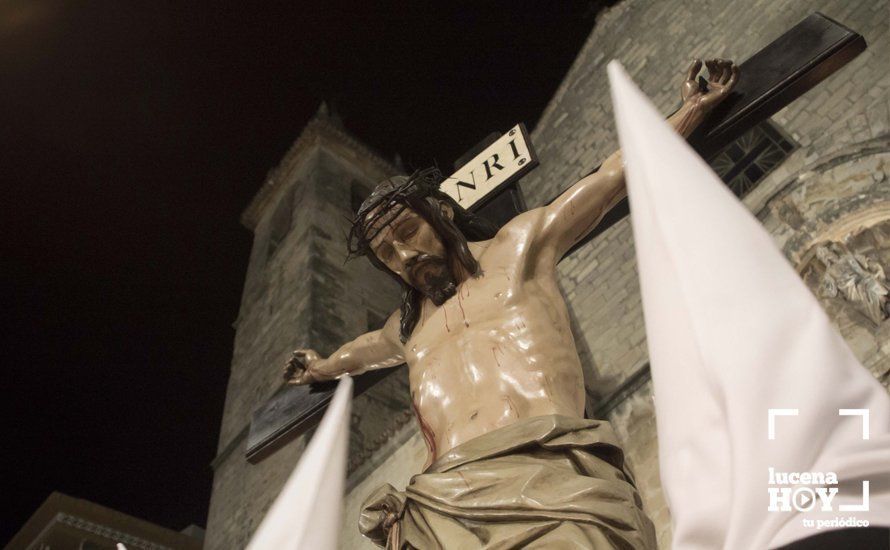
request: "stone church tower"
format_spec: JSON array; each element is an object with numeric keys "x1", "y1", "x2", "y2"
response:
[{"x1": 204, "y1": 105, "x2": 414, "y2": 549}]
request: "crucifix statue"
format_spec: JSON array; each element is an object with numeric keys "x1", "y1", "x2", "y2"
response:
[
  {"x1": 249, "y1": 15, "x2": 864, "y2": 466},
  {"x1": 231, "y1": 10, "x2": 868, "y2": 549},
  {"x1": 283, "y1": 59, "x2": 738, "y2": 548}
]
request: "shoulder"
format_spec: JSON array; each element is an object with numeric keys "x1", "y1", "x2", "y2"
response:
[
  {"x1": 491, "y1": 207, "x2": 547, "y2": 245},
  {"x1": 473, "y1": 207, "x2": 554, "y2": 270}
]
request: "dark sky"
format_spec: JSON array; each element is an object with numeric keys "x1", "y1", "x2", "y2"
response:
[{"x1": 0, "y1": 1, "x2": 603, "y2": 543}]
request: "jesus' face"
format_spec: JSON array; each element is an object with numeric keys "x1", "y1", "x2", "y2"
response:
[{"x1": 366, "y1": 202, "x2": 457, "y2": 306}]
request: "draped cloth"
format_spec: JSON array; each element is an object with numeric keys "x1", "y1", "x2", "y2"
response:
[{"x1": 359, "y1": 414, "x2": 657, "y2": 549}]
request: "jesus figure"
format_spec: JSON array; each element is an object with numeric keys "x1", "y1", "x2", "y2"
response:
[{"x1": 285, "y1": 58, "x2": 738, "y2": 549}]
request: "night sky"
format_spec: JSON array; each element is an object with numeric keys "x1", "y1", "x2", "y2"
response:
[{"x1": 1, "y1": 1, "x2": 605, "y2": 543}]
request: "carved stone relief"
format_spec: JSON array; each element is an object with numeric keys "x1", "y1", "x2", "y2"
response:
[{"x1": 809, "y1": 240, "x2": 889, "y2": 325}]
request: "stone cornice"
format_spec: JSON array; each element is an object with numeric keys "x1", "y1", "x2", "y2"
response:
[
  {"x1": 54, "y1": 512, "x2": 174, "y2": 550},
  {"x1": 240, "y1": 113, "x2": 400, "y2": 231}
]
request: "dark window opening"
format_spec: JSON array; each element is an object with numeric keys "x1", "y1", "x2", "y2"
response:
[
  {"x1": 267, "y1": 189, "x2": 294, "y2": 259},
  {"x1": 708, "y1": 120, "x2": 797, "y2": 198}
]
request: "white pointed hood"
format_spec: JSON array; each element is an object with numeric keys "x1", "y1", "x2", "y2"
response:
[
  {"x1": 608, "y1": 61, "x2": 890, "y2": 549},
  {"x1": 247, "y1": 376, "x2": 353, "y2": 550}
]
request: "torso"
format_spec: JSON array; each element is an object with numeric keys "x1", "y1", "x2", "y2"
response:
[{"x1": 404, "y1": 210, "x2": 586, "y2": 465}]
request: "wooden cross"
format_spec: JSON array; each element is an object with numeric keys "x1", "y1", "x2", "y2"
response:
[{"x1": 244, "y1": 12, "x2": 865, "y2": 463}]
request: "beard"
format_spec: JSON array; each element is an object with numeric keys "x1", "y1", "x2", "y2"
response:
[{"x1": 407, "y1": 254, "x2": 457, "y2": 306}]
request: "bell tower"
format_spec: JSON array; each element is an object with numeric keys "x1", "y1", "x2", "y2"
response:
[{"x1": 205, "y1": 104, "x2": 413, "y2": 549}]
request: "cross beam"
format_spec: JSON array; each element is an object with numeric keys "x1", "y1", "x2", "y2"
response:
[{"x1": 243, "y1": 12, "x2": 865, "y2": 463}]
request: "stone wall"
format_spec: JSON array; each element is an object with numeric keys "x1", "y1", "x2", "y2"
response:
[{"x1": 335, "y1": 1, "x2": 890, "y2": 549}]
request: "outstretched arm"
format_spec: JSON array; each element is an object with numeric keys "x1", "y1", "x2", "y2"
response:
[
  {"x1": 283, "y1": 310, "x2": 404, "y2": 385},
  {"x1": 536, "y1": 59, "x2": 738, "y2": 261}
]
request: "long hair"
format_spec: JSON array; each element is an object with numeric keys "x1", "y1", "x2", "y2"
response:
[{"x1": 348, "y1": 168, "x2": 499, "y2": 342}]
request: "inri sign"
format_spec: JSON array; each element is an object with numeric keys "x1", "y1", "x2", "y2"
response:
[{"x1": 440, "y1": 124, "x2": 537, "y2": 210}]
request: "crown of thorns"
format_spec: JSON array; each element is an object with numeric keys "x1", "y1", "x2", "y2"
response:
[{"x1": 347, "y1": 167, "x2": 444, "y2": 259}]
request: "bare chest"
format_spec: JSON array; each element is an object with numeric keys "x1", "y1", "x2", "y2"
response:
[
  {"x1": 404, "y1": 261, "x2": 568, "y2": 362},
  {"x1": 407, "y1": 268, "x2": 514, "y2": 348}
]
